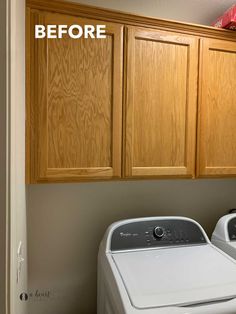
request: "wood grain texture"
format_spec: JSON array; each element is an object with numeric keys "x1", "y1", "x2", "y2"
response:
[
  {"x1": 26, "y1": 0, "x2": 236, "y2": 42},
  {"x1": 26, "y1": 8, "x2": 32, "y2": 183},
  {"x1": 124, "y1": 27, "x2": 198, "y2": 178},
  {"x1": 27, "y1": 10, "x2": 123, "y2": 182},
  {"x1": 197, "y1": 39, "x2": 236, "y2": 177},
  {"x1": 26, "y1": 1, "x2": 236, "y2": 183},
  {"x1": 47, "y1": 15, "x2": 113, "y2": 169},
  {"x1": 26, "y1": 8, "x2": 40, "y2": 183}
]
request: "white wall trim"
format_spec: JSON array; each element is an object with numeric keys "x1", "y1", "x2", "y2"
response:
[
  {"x1": 9, "y1": 0, "x2": 27, "y2": 312},
  {"x1": 0, "y1": 0, "x2": 10, "y2": 313},
  {"x1": 9, "y1": 0, "x2": 27, "y2": 313},
  {"x1": 1, "y1": 1, "x2": 27, "y2": 314}
]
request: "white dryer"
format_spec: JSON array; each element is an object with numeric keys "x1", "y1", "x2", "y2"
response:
[
  {"x1": 212, "y1": 213, "x2": 236, "y2": 260},
  {"x1": 98, "y1": 216, "x2": 236, "y2": 314}
]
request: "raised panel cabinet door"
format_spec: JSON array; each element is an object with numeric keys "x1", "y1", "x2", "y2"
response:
[
  {"x1": 124, "y1": 27, "x2": 198, "y2": 178},
  {"x1": 197, "y1": 39, "x2": 236, "y2": 177},
  {"x1": 26, "y1": 10, "x2": 123, "y2": 183}
]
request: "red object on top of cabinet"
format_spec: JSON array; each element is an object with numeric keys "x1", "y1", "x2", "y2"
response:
[{"x1": 212, "y1": 4, "x2": 236, "y2": 30}]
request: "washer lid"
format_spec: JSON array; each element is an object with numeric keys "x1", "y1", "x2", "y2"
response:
[{"x1": 112, "y1": 245, "x2": 236, "y2": 309}]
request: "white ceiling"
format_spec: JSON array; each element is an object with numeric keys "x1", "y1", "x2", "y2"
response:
[{"x1": 72, "y1": 0, "x2": 236, "y2": 25}]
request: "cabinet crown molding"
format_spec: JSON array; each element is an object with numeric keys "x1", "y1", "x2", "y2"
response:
[{"x1": 27, "y1": 0, "x2": 236, "y2": 41}]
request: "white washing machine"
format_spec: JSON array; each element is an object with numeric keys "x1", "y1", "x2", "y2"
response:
[
  {"x1": 212, "y1": 213, "x2": 236, "y2": 260},
  {"x1": 98, "y1": 216, "x2": 236, "y2": 314}
]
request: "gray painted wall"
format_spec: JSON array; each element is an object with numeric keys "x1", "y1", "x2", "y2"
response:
[
  {"x1": 27, "y1": 1, "x2": 236, "y2": 314},
  {"x1": 27, "y1": 180, "x2": 236, "y2": 314}
]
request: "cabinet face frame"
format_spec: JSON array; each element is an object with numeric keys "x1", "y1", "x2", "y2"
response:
[
  {"x1": 26, "y1": 9, "x2": 123, "y2": 183},
  {"x1": 123, "y1": 26, "x2": 199, "y2": 178},
  {"x1": 197, "y1": 38, "x2": 236, "y2": 177}
]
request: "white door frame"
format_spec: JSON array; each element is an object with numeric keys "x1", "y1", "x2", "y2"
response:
[
  {"x1": 9, "y1": 0, "x2": 27, "y2": 313},
  {"x1": 0, "y1": 1, "x2": 27, "y2": 314},
  {"x1": 0, "y1": 0, "x2": 10, "y2": 313}
]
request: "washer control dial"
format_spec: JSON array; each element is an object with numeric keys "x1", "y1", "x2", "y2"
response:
[{"x1": 153, "y1": 226, "x2": 165, "y2": 239}]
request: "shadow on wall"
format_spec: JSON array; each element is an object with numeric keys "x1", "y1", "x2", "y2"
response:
[{"x1": 26, "y1": 179, "x2": 236, "y2": 314}]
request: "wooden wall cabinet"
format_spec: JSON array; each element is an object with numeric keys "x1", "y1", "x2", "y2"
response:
[
  {"x1": 26, "y1": 0, "x2": 236, "y2": 183},
  {"x1": 124, "y1": 27, "x2": 198, "y2": 178},
  {"x1": 197, "y1": 39, "x2": 236, "y2": 177},
  {"x1": 27, "y1": 10, "x2": 123, "y2": 182}
]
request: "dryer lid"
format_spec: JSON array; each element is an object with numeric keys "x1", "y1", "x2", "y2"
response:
[{"x1": 112, "y1": 245, "x2": 236, "y2": 309}]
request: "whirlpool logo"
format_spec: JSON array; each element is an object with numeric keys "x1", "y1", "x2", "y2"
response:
[
  {"x1": 120, "y1": 232, "x2": 139, "y2": 237},
  {"x1": 35, "y1": 24, "x2": 106, "y2": 39}
]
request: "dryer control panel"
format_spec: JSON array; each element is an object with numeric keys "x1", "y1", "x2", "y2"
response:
[{"x1": 111, "y1": 219, "x2": 207, "y2": 251}]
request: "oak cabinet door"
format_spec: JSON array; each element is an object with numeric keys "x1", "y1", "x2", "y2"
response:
[
  {"x1": 198, "y1": 39, "x2": 236, "y2": 177},
  {"x1": 27, "y1": 11, "x2": 123, "y2": 182},
  {"x1": 124, "y1": 27, "x2": 198, "y2": 178}
]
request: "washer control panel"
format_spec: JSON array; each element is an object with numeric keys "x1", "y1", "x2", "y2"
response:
[
  {"x1": 228, "y1": 217, "x2": 236, "y2": 241},
  {"x1": 111, "y1": 219, "x2": 207, "y2": 251}
]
